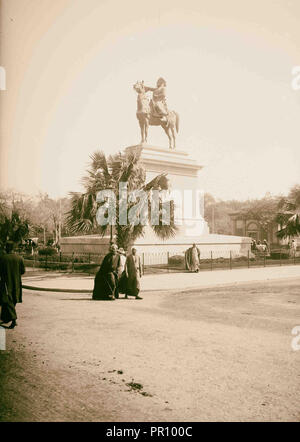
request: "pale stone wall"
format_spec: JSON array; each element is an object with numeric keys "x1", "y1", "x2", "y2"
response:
[
  {"x1": 134, "y1": 233, "x2": 251, "y2": 263},
  {"x1": 60, "y1": 233, "x2": 251, "y2": 263}
]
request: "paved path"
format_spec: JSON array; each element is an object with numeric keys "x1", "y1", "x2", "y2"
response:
[
  {"x1": 22, "y1": 264, "x2": 300, "y2": 293},
  {"x1": 2, "y1": 278, "x2": 300, "y2": 421}
]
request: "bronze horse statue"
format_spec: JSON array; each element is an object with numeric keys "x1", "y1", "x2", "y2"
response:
[{"x1": 133, "y1": 81, "x2": 179, "y2": 149}]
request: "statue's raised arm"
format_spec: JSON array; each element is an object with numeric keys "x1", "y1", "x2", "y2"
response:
[{"x1": 144, "y1": 85, "x2": 156, "y2": 92}]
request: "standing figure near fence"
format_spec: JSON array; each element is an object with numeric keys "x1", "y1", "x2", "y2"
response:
[
  {"x1": 116, "y1": 247, "x2": 127, "y2": 298},
  {"x1": 289, "y1": 239, "x2": 297, "y2": 256},
  {"x1": 255, "y1": 241, "x2": 267, "y2": 254},
  {"x1": 263, "y1": 239, "x2": 270, "y2": 255},
  {"x1": 251, "y1": 239, "x2": 257, "y2": 252},
  {"x1": 185, "y1": 243, "x2": 200, "y2": 272},
  {"x1": 125, "y1": 248, "x2": 143, "y2": 299},
  {"x1": 0, "y1": 241, "x2": 25, "y2": 329},
  {"x1": 92, "y1": 244, "x2": 121, "y2": 300}
]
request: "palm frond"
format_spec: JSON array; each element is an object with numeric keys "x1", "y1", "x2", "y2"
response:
[
  {"x1": 144, "y1": 173, "x2": 168, "y2": 191},
  {"x1": 277, "y1": 213, "x2": 300, "y2": 238},
  {"x1": 90, "y1": 151, "x2": 111, "y2": 182},
  {"x1": 151, "y1": 224, "x2": 177, "y2": 240}
]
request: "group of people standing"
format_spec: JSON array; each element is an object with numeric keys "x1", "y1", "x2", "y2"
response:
[
  {"x1": 93, "y1": 244, "x2": 143, "y2": 301},
  {"x1": 251, "y1": 239, "x2": 270, "y2": 254}
]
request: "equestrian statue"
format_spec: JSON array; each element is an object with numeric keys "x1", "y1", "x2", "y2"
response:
[{"x1": 133, "y1": 77, "x2": 179, "y2": 150}]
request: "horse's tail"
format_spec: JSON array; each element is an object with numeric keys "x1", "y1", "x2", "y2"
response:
[{"x1": 175, "y1": 112, "x2": 179, "y2": 133}]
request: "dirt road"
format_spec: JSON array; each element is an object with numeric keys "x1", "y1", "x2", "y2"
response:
[{"x1": 1, "y1": 278, "x2": 300, "y2": 421}]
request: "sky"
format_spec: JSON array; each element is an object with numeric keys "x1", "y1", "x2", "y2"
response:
[{"x1": 1, "y1": 0, "x2": 300, "y2": 201}]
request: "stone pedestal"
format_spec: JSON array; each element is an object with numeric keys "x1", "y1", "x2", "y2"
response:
[
  {"x1": 125, "y1": 144, "x2": 251, "y2": 260},
  {"x1": 126, "y1": 144, "x2": 210, "y2": 237}
]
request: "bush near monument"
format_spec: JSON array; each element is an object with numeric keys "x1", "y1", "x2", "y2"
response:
[{"x1": 38, "y1": 247, "x2": 58, "y2": 256}]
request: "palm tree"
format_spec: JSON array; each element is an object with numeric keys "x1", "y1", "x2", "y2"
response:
[
  {"x1": 66, "y1": 149, "x2": 177, "y2": 249},
  {"x1": 276, "y1": 185, "x2": 300, "y2": 239}
]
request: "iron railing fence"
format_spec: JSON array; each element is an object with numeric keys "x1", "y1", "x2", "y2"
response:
[
  {"x1": 142, "y1": 248, "x2": 300, "y2": 274},
  {"x1": 20, "y1": 248, "x2": 300, "y2": 275},
  {"x1": 21, "y1": 252, "x2": 106, "y2": 273}
]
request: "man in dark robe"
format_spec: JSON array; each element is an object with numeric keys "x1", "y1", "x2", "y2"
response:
[
  {"x1": 185, "y1": 243, "x2": 201, "y2": 272},
  {"x1": 92, "y1": 244, "x2": 121, "y2": 300},
  {"x1": 0, "y1": 242, "x2": 25, "y2": 329},
  {"x1": 125, "y1": 248, "x2": 143, "y2": 299}
]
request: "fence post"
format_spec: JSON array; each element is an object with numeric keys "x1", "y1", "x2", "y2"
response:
[
  {"x1": 210, "y1": 251, "x2": 213, "y2": 271},
  {"x1": 294, "y1": 249, "x2": 296, "y2": 265},
  {"x1": 167, "y1": 251, "x2": 170, "y2": 273},
  {"x1": 280, "y1": 249, "x2": 282, "y2": 266},
  {"x1": 45, "y1": 254, "x2": 48, "y2": 271},
  {"x1": 88, "y1": 253, "x2": 91, "y2": 276},
  {"x1": 247, "y1": 250, "x2": 250, "y2": 268},
  {"x1": 142, "y1": 252, "x2": 145, "y2": 275},
  {"x1": 72, "y1": 252, "x2": 74, "y2": 273},
  {"x1": 263, "y1": 251, "x2": 266, "y2": 267},
  {"x1": 230, "y1": 251, "x2": 232, "y2": 270}
]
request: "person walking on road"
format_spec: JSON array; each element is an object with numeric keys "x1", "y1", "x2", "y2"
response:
[
  {"x1": 185, "y1": 243, "x2": 200, "y2": 272},
  {"x1": 125, "y1": 248, "x2": 143, "y2": 299},
  {"x1": 92, "y1": 244, "x2": 121, "y2": 301},
  {"x1": 0, "y1": 241, "x2": 25, "y2": 329}
]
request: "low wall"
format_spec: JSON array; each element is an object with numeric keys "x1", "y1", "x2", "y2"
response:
[
  {"x1": 61, "y1": 233, "x2": 251, "y2": 264},
  {"x1": 60, "y1": 235, "x2": 110, "y2": 254}
]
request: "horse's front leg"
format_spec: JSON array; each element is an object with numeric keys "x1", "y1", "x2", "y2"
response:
[
  {"x1": 171, "y1": 126, "x2": 176, "y2": 150},
  {"x1": 139, "y1": 119, "x2": 145, "y2": 144}
]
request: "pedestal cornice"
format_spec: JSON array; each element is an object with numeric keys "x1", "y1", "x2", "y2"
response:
[{"x1": 125, "y1": 144, "x2": 203, "y2": 177}]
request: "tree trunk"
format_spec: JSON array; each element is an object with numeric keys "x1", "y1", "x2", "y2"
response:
[{"x1": 58, "y1": 220, "x2": 61, "y2": 245}]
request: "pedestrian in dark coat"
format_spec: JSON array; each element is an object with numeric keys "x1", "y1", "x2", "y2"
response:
[
  {"x1": 92, "y1": 244, "x2": 121, "y2": 300},
  {"x1": 0, "y1": 242, "x2": 25, "y2": 329}
]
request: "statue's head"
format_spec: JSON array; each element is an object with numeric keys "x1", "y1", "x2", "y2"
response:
[{"x1": 157, "y1": 77, "x2": 166, "y2": 87}]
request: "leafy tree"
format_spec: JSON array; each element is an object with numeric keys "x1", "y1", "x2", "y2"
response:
[
  {"x1": 34, "y1": 194, "x2": 70, "y2": 245},
  {"x1": 0, "y1": 190, "x2": 70, "y2": 246},
  {"x1": 237, "y1": 196, "x2": 280, "y2": 232},
  {"x1": 204, "y1": 193, "x2": 282, "y2": 237},
  {"x1": 66, "y1": 149, "x2": 177, "y2": 250},
  {"x1": 204, "y1": 194, "x2": 247, "y2": 234},
  {"x1": 0, "y1": 210, "x2": 29, "y2": 249},
  {"x1": 276, "y1": 185, "x2": 300, "y2": 239}
]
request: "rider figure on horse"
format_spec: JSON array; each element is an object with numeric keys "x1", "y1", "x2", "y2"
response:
[{"x1": 144, "y1": 77, "x2": 168, "y2": 123}]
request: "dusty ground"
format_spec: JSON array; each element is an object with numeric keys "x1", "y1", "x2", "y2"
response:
[{"x1": 0, "y1": 277, "x2": 300, "y2": 422}]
